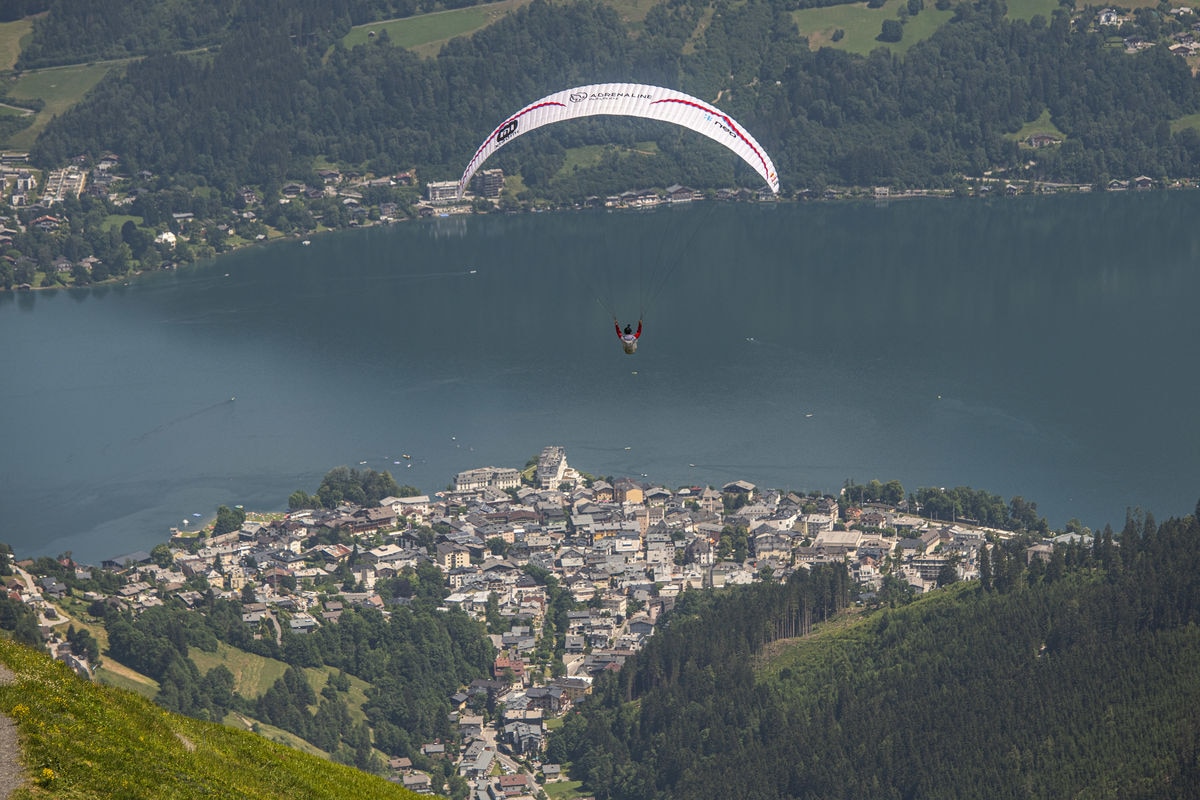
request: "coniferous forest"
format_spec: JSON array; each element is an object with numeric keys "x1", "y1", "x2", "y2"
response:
[{"x1": 550, "y1": 506, "x2": 1200, "y2": 799}]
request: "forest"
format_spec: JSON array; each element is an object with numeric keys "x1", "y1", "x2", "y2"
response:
[
  {"x1": 548, "y1": 504, "x2": 1200, "y2": 799},
  {"x1": 21, "y1": 0, "x2": 1200, "y2": 195},
  {"x1": 7, "y1": 0, "x2": 1200, "y2": 286}
]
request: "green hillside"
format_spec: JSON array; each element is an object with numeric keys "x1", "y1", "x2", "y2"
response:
[
  {"x1": 0, "y1": 637, "x2": 426, "y2": 800},
  {"x1": 554, "y1": 510, "x2": 1200, "y2": 798}
]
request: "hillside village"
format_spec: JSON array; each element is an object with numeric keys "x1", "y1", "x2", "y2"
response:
[{"x1": 4, "y1": 446, "x2": 1082, "y2": 797}]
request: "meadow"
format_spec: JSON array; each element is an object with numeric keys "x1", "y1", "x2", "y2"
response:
[
  {"x1": 0, "y1": 18, "x2": 32, "y2": 72},
  {"x1": 0, "y1": 637, "x2": 421, "y2": 799},
  {"x1": 342, "y1": 0, "x2": 534, "y2": 56},
  {"x1": 0, "y1": 62, "x2": 116, "y2": 150},
  {"x1": 793, "y1": 0, "x2": 955, "y2": 56},
  {"x1": 794, "y1": 0, "x2": 1066, "y2": 56},
  {"x1": 342, "y1": 0, "x2": 666, "y2": 57}
]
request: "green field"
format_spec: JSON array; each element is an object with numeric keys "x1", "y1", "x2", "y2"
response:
[
  {"x1": 0, "y1": 61, "x2": 117, "y2": 149},
  {"x1": 0, "y1": 17, "x2": 32, "y2": 72},
  {"x1": 188, "y1": 640, "x2": 373, "y2": 725},
  {"x1": 794, "y1": 0, "x2": 955, "y2": 56},
  {"x1": 1010, "y1": 107, "x2": 1067, "y2": 145},
  {"x1": 343, "y1": 0, "x2": 661, "y2": 57},
  {"x1": 343, "y1": 0, "x2": 534, "y2": 56},
  {"x1": 558, "y1": 141, "x2": 658, "y2": 176},
  {"x1": 190, "y1": 642, "x2": 290, "y2": 699},
  {"x1": 1171, "y1": 110, "x2": 1200, "y2": 134},
  {"x1": 544, "y1": 779, "x2": 590, "y2": 799},
  {"x1": 795, "y1": 0, "x2": 1066, "y2": 55},
  {"x1": 102, "y1": 213, "x2": 141, "y2": 231},
  {"x1": 1004, "y1": 0, "x2": 1060, "y2": 21}
]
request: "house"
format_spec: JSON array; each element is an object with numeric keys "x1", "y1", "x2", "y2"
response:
[
  {"x1": 536, "y1": 446, "x2": 569, "y2": 489},
  {"x1": 496, "y1": 773, "x2": 534, "y2": 795},
  {"x1": 612, "y1": 478, "x2": 644, "y2": 505},
  {"x1": 664, "y1": 184, "x2": 697, "y2": 203},
  {"x1": 722, "y1": 480, "x2": 756, "y2": 500},
  {"x1": 425, "y1": 180, "x2": 460, "y2": 204},
  {"x1": 436, "y1": 543, "x2": 470, "y2": 570},
  {"x1": 401, "y1": 772, "x2": 433, "y2": 794}
]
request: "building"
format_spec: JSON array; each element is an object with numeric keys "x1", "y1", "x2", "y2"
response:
[
  {"x1": 472, "y1": 168, "x2": 505, "y2": 198},
  {"x1": 426, "y1": 180, "x2": 461, "y2": 203},
  {"x1": 536, "y1": 446, "x2": 568, "y2": 490},
  {"x1": 455, "y1": 466, "x2": 521, "y2": 492}
]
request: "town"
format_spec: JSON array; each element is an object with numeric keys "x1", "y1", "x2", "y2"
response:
[{"x1": 3, "y1": 446, "x2": 1080, "y2": 798}]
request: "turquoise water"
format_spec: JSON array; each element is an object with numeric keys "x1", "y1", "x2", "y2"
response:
[{"x1": 2, "y1": 194, "x2": 1199, "y2": 562}]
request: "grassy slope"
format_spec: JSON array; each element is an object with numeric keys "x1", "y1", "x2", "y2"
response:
[
  {"x1": 46, "y1": 597, "x2": 161, "y2": 700},
  {"x1": 342, "y1": 0, "x2": 536, "y2": 57},
  {"x1": 0, "y1": 637, "x2": 423, "y2": 800},
  {"x1": 795, "y1": 0, "x2": 1059, "y2": 55},
  {"x1": 0, "y1": 63, "x2": 116, "y2": 150},
  {"x1": 0, "y1": 18, "x2": 32, "y2": 73},
  {"x1": 794, "y1": 0, "x2": 954, "y2": 56},
  {"x1": 342, "y1": 0, "x2": 661, "y2": 59},
  {"x1": 189, "y1": 641, "x2": 374, "y2": 727}
]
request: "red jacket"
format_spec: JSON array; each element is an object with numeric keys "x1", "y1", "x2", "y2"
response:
[{"x1": 615, "y1": 320, "x2": 642, "y2": 340}]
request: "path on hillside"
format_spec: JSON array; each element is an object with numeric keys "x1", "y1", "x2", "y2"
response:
[{"x1": 0, "y1": 664, "x2": 24, "y2": 799}]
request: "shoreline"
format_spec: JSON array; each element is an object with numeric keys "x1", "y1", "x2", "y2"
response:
[{"x1": 1, "y1": 178, "x2": 1120, "y2": 296}]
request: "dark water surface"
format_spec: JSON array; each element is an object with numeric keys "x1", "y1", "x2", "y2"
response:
[{"x1": 3, "y1": 193, "x2": 1199, "y2": 562}]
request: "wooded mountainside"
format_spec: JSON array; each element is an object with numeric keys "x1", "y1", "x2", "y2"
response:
[
  {"x1": 21, "y1": 0, "x2": 1200, "y2": 195},
  {"x1": 6, "y1": 0, "x2": 1200, "y2": 289},
  {"x1": 550, "y1": 507, "x2": 1200, "y2": 799}
]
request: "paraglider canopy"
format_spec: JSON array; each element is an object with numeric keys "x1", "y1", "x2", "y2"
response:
[{"x1": 459, "y1": 83, "x2": 780, "y2": 196}]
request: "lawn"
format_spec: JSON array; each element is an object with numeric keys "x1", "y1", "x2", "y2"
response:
[
  {"x1": 794, "y1": 0, "x2": 955, "y2": 57},
  {"x1": 1171, "y1": 110, "x2": 1200, "y2": 134},
  {"x1": 795, "y1": 0, "x2": 1064, "y2": 55},
  {"x1": 1010, "y1": 107, "x2": 1067, "y2": 145},
  {"x1": 343, "y1": 0, "x2": 657, "y2": 57},
  {"x1": 0, "y1": 61, "x2": 117, "y2": 149},
  {"x1": 102, "y1": 213, "x2": 142, "y2": 231},
  {"x1": 342, "y1": 0, "x2": 534, "y2": 56},
  {"x1": 1004, "y1": 0, "x2": 1059, "y2": 21},
  {"x1": 544, "y1": 779, "x2": 590, "y2": 799},
  {"x1": 558, "y1": 141, "x2": 658, "y2": 176},
  {"x1": 0, "y1": 17, "x2": 32, "y2": 72}
]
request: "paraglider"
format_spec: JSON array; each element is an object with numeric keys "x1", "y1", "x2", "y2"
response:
[
  {"x1": 459, "y1": 84, "x2": 781, "y2": 356},
  {"x1": 615, "y1": 318, "x2": 642, "y2": 355},
  {"x1": 458, "y1": 83, "x2": 780, "y2": 197}
]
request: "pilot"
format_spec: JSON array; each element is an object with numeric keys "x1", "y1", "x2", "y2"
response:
[{"x1": 614, "y1": 318, "x2": 642, "y2": 355}]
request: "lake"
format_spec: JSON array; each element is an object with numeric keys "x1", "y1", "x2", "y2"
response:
[{"x1": 2, "y1": 192, "x2": 1198, "y2": 563}]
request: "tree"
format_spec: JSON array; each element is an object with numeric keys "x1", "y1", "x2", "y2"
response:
[
  {"x1": 213, "y1": 505, "x2": 245, "y2": 536},
  {"x1": 879, "y1": 18, "x2": 904, "y2": 42},
  {"x1": 978, "y1": 542, "x2": 992, "y2": 592},
  {"x1": 151, "y1": 543, "x2": 174, "y2": 569}
]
